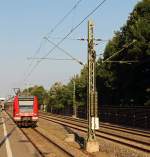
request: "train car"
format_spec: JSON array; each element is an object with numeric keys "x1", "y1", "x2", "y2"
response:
[{"x1": 13, "y1": 96, "x2": 38, "y2": 127}]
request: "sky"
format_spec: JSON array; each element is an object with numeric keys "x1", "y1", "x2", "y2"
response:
[{"x1": 0, "y1": 0, "x2": 140, "y2": 97}]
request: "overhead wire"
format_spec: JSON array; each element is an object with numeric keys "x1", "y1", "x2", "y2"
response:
[
  {"x1": 42, "y1": 0, "x2": 107, "y2": 58},
  {"x1": 24, "y1": 0, "x2": 84, "y2": 83},
  {"x1": 27, "y1": 57, "x2": 74, "y2": 61},
  {"x1": 102, "y1": 40, "x2": 137, "y2": 63},
  {"x1": 26, "y1": 39, "x2": 46, "y2": 69},
  {"x1": 43, "y1": 37, "x2": 84, "y2": 65},
  {"x1": 24, "y1": 61, "x2": 40, "y2": 83},
  {"x1": 45, "y1": 36, "x2": 109, "y2": 42},
  {"x1": 46, "y1": 0, "x2": 84, "y2": 38},
  {"x1": 24, "y1": 0, "x2": 107, "y2": 82},
  {"x1": 31, "y1": 0, "x2": 84, "y2": 59}
]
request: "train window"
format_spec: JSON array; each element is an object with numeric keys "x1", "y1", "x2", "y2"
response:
[
  {"x1": 19, "y1": 105, "x2": 33, "y2": 112},
  {"x1": 19, "y1": 101, "x2": 33, "y2": 112}
]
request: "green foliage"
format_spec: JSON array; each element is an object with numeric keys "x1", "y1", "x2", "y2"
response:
[
  {"x1": 46, "y1": 82, "x2": 72, "y2": 112},
  {"x1": 97, "y1": 0, "x2": 150, "y2": 106}
]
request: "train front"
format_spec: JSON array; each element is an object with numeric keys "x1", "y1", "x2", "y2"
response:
[{"x1": 13, "y1": 96, "x2": 38, "y2": 127}]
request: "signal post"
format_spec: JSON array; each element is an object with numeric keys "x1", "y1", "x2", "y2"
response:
[{"x1": 85, "y1": 20, "x2": 99, "y2": 153}]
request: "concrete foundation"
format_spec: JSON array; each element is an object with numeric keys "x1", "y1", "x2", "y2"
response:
[
  {"x1": 64, "y1": 134, "x2": 75, "y2": 142},
  {"x1": 72, "y1": 115, "x2": 77, "y2": 118},
  {"x1": 85, "y1": 140, "x2": 99, "y2": 153},
  {"x1": 72, "y1": 115, "x2": 79, "y2": 119}
]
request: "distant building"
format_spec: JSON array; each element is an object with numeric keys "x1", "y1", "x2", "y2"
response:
[
  {"x1": 0, "y1": 98, "x2": 5, "y2": 101},
  {"x1": 0, "y1": 98, "x2": 5, "y2": 110}
]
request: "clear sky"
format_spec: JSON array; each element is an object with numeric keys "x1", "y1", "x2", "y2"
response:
[{"x1": 0, "y1": 0, "x2": 140, "y2": 97}]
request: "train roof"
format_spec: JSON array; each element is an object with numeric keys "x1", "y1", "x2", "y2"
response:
[{"x1": 18, "y1": 96, "x2": 34, "y2": 101}]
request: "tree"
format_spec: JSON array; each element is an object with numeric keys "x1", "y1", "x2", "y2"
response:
[
  {"x1": 97, "y1": 0, "x2": 150, "y2": 106},
  {"x1": 30, "y1": 86, "x2": 46, "y2": 107}
]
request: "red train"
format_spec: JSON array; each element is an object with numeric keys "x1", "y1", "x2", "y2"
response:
[{"x1": 13, "y1": 96, "x2": 38, "y2": 127}]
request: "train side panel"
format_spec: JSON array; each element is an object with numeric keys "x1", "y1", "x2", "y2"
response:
[
  {"x1": 32, "y1": 96, "x2": 38, "y2": 121},
  {"x1": 13, "y1": 96, "x2": 20, "y2": 121}
]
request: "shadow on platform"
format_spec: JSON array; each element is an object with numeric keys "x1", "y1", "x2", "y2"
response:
[
  {"x1": 0, "y1": 126, "x2": 16, "y2": 148},
  {"x1": 63, "y1": 125, "x2": 85, "y2": 149}
]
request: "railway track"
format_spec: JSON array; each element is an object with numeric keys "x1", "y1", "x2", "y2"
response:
[
  {"x1": 21, "y1": 127, "x2": 74, "y2": 157},
  {"x1": 7, "y1": 111, "x2": 74, "y2": 157},
  {"x1": 6, "y1": 111, "x2": 91, "y2": 157},
  {"x1": 40, "y1": 111, "x2": 150, "y2": 136},
  {"x1": 39, "y1": 112, "x2": 150, "y2": 153}
]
